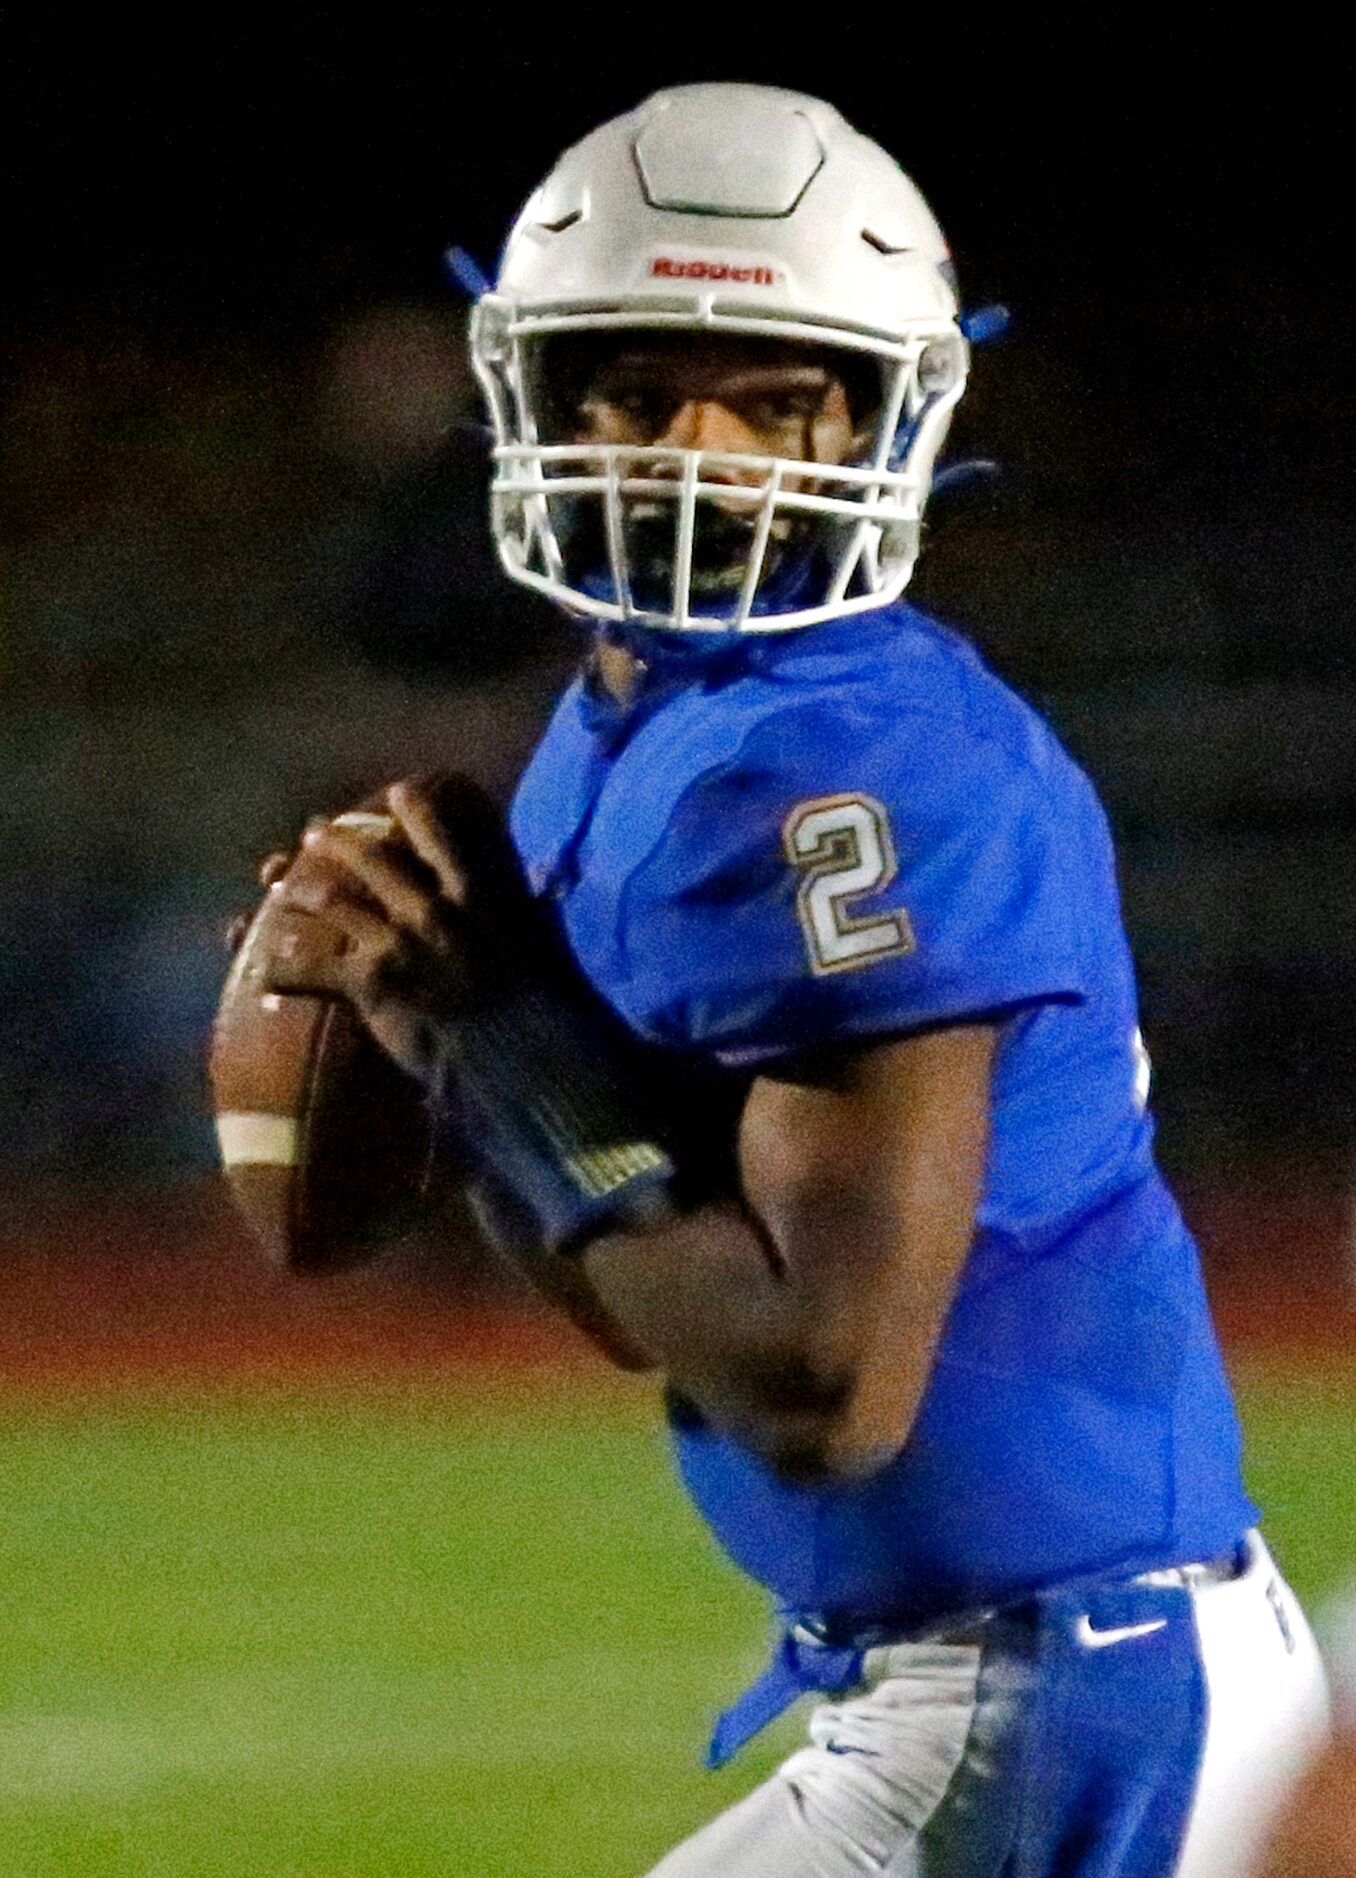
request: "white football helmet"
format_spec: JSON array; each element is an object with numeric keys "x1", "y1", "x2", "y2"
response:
[{"x1": 470, "y1": 83, "x2": 967, "y2": 634}]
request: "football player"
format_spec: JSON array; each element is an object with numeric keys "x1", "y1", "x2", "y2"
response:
[{"x1": 267, "y1": 86, "x2": 1329, "y2": 1875}]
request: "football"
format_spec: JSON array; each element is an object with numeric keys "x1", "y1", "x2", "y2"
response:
[{"x1": 209, "y1": 805, "x2": 435, "y2": 1272}]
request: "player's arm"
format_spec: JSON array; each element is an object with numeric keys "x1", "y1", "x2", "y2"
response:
[
  {"x1": 578, "y1": 1025, "x2": 992, "y2": 1480},
  {"x1": 255, "y1": 776, "x2": 657, "y2": 1369},
  {"x1": 262, "y1": 771, "x2": 993, "y2": 1477}
]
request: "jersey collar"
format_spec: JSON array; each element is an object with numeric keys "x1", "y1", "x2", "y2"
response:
[{"x1": 577, "y1": 603, "x2": 918, "y2": 748}]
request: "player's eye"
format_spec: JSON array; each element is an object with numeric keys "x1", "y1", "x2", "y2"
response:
[
  {"x1": 612, "y1": 390, "x2": 678, "y2": 435},
  {"x1": 738, "y1": 387, "x2": 826, "y2": 430},
  {"x1": 572, "y1": 388, "x2": 677, "y2": 442}
]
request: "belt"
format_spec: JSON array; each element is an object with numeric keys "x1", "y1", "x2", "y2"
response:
[
  {"x1": 1134, "y1": 1540, "x2": 1250, "y2": 1591},
  {"x1": 704, "y1": 1541, "x2": 1251, "y2": 1771}
]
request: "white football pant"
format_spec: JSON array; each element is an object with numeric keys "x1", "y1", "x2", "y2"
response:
[{"x1": 644, "y1": 1533, "x2": 1328, "y2": 1878}]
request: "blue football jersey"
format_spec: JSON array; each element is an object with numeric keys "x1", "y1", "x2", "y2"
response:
[{"x1": 510, "y1": 602, "x2": 1256, "y2": 1631}]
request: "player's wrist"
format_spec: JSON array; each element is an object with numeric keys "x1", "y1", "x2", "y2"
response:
[{"x1": 426, "y1": 974, "x2": 682, "y2": 1259}]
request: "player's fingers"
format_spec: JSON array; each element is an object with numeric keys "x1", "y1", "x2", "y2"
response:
[
  {"x1": 298, "y1": 824, "x2": 454, "y2": 948},
  {"x1": 386, "y1": 778, "x2": 473, "y2": 906},
  {"x1": 257, "y1": 905, "x2": 352, "y2": 998},
  {"x1": 257, "y1": 849, "x2": 294, "y2": 890},
  {"x1": 390, "y1": 773, "x2": 527, "y2": 912},
  {"x1": 283, "y1": 869, "x2": 471, "y2": 1004},
  {"x1": 259, "y1": 895, "x2": 404, "y2": 1002},
  {"x1": 273, "y1": 867, "x2": 399, "y2": 944}
]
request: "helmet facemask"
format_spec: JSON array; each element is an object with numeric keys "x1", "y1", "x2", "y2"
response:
[{"x1": 472, "y1": 307, "x2": 968, "y2": 634}]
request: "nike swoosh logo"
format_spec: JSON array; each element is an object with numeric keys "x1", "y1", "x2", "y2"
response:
[
  {"x1": 1074, "y1": 1616, "x2": 1169, "y2": 1650},
  {"x1": 824, "y1": 1742, "x2": 881, "y2": 1758}
]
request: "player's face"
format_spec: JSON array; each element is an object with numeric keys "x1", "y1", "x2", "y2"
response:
[
  {"x1": 541, "y1": 333, "x2": 875, "y2": 604},
  {"x1": 570, "y1": 336, "x2": 861, "y2": 489}
]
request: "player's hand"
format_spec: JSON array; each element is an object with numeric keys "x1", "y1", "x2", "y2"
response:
[{"x1": 261, "y1": 773, "x2": 537, "y2": 1088}]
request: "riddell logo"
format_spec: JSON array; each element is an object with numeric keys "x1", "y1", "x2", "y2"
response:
[{"x1": 651, "y1": 257, "x2": 780, "y2": 286}]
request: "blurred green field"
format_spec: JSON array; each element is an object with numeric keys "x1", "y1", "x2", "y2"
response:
[{"x1": 1, "y1": 1364, "x2": 1352, "y2": 1877}]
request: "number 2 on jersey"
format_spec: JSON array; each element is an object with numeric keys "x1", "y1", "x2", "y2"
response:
[{"x1": 782, "y1": 793, "x2": 916, "y2": 976}]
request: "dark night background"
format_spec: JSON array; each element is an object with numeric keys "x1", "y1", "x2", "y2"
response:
[{"x1": 2, "y1": 17, "x2": 1353, "y2": 1236}]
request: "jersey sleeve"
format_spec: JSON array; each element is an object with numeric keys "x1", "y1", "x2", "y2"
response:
[{"x1": 608, "y1": 703, "x2": 1091, "y2": 1067}]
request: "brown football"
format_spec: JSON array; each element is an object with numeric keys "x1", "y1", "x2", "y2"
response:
[{"x1": 209, "y1": 805, "x2": 435, "y2": 1272}]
